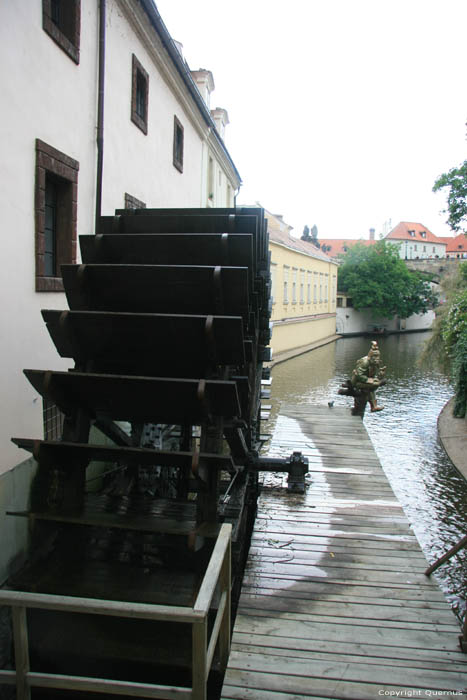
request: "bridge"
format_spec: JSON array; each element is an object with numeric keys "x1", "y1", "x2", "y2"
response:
[{"x1": 405, "y1": 257, "x2": 462, "y2": 283}]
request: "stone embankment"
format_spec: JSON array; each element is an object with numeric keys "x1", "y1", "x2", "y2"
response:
[{"x1": 438, "y1": 397, "x2": 467, "y2": 482}]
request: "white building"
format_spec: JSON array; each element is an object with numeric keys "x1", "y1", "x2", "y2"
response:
[
  {"x1": 385, "y1": 222, "x2": 447, "y2": 259},
  {"x1": 0, "y1": 0, "x2": 241, "y2": 581}
]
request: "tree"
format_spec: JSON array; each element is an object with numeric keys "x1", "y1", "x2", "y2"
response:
[
  {"x1": 337, "y1": 241, "x2": 437, "y2": 319},
  {"x1": 421, "y1": 263, "x2": 467, "y2": 418},
  {"x1": 433, "y1": 159, "x2": 467, "y2": 233}
]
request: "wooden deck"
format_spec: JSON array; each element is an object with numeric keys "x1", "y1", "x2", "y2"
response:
[{"x1": 221, "y1": 405, "x2": 467, "y2": 700}]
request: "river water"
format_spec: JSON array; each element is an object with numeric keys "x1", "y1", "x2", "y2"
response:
[{"x1": 266, "y1": 332, "x2": 467, "y2": 620}]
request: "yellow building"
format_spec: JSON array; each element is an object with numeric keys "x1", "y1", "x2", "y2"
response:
[{"x1": 265, "y1": 208, "x2": 339, "y2": 360}]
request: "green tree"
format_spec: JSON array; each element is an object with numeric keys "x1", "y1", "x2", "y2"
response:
[
  {"x1": 433, "y1": 159, "x2": 467, "y2": 233},
  {"x1": 337, "y1": 240, "x2": 437, "y2": 319},
  {"x1": 422, "y1": 263, "x2": 467, "y2": 417}
]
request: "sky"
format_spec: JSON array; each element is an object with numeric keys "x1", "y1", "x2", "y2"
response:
[{"x1": 155, "y1": 0, "x2": 467, "y2": 240}]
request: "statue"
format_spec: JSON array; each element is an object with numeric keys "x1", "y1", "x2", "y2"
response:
[{"x1": 338, "y1": 341, "x2": 387, "y2": 417}]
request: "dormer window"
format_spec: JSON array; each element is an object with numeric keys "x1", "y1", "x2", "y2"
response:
[
  {"x1": 420, "y1": 231, "x2": 426, "y2": 238},
  {"x1": 408, "y1": 230, "x2": 415, "y2": 237}
]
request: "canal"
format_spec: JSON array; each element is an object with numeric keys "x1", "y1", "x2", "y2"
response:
[{"x1": 266, "y1": 332, "x2": 467, "y2": 621}]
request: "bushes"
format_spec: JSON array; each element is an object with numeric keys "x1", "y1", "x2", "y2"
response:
[
  {"x1": 443, "y1": 287, "x2": 467, "y2": 417},
  {"x1": 422, "y1": 262, "x2": 467, "y2": 418}
]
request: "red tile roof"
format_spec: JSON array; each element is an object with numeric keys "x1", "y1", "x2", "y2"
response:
[
  {"x1": 318, "y1": 238, "x2": 376, "y2": 258},
  {"x1": 444, "y1": 233, "x2": 467, "y2": 254},
  {"x1": 385, "y1": 222, "x2": 446, "y2": 245}
]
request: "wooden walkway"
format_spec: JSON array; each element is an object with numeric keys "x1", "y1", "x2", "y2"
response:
[{"x1": 221, "y1": 405, "x2": 467, "y2": 700}]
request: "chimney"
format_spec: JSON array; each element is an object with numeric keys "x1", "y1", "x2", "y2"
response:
[
  {"x1": 369, "y1": 228, "x2": 375, "y2": 241},
  {"x1": 210, "y1": 107, "x2": 229, "y2": 140},
  {"x1": 191, "y1": 69, "x2": 215, "y2": 107}
]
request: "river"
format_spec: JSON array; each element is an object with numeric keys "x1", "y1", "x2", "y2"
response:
[{"x1": 265, "y1": 332, "x2": 467, "y2": 621}]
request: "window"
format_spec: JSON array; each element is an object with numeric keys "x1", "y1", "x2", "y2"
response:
[
  {"x1": 409, "y1": 230, "x2": 415, "y2": 237},
  {"x1": 43, "y1": 0, "x2": 80, "y2": 64},
  {"x1": 283, "y1": 266, "x2": 289, "y2": 303},
  {"x1": 131, "y1": 54, "x2": 149, "y2": 134},
  {"x1": 35, "y1": 139, "x2": 79, "y2": 292},
  {"x1": 300, "y1": 270, "x2": 305, "y2": 304},
  {"x1": 292, "y1": 268, "x2": 297, "y2": 303},
  {"x1": 125, "y1": 193, "x2": 146, "y2": 210},
  {"x1": 173, "y1": 116, "x2": 184, "y2": 173},
  {"x1": 207, "y1": 157, "x2": 214, "y2": 204},
  {"x1": 313, "y1": 272, "x2": 318, "y2": 303},
  {"x1": 270, "y1": 264, "x2": 276, "y2": 304},
  {"x1": 319, "y1": 273, "x2": 323, "y2": 302},
  {"x1": 420, "y1": 231, "x2": 426, "y2": 238},
  {"x1": 307, "y1": 272, "x2": 312, "y2": 304},
  {"x1": 337, "y1": 297, "x2": 343, "y2": 308}
]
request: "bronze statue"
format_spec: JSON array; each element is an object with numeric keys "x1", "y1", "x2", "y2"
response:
[{"x1": 339, "y1": 341, "x2": 387, "y2": 417}]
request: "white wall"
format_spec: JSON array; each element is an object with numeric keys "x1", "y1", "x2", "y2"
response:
[
  {"x1": 103, "y1": 1, "x2": 205, "y2": 210},
  {"x1": 0, "y1": 2, "x2": 99, "y2": 475},
  {"x1": 336, "y1": 307, "x2": 435, "y2": 335},
  {"x1": 0, "y1": 0, "x2": 240, "y2": 477},
  {"x1": 394, "y1": 240, "x2": 446, "y2": 260}
]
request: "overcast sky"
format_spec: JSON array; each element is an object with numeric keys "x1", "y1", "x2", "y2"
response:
[{"x1": 155, "y1": 0, "x2": 467, "y2": 240}]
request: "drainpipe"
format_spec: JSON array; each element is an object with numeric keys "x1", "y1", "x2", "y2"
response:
[{"x1": 95, "y1": 0, "x2": 106, "y2": 232}]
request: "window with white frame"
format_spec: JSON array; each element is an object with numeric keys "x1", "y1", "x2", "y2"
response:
[
  {"x1": 270, "y1": 263, "x2": 276, "y2": 303},
  {"x1": 292, "y1": 268, "x2": 297, "y2": 303},
  {"x1": 320, "y1": 273, "x2": 323, "y2": 302},
  {"x1": 300, "y1": 269, "x2": 305, "y2": 304},
  {"x1": 325, "y1": 273, "x2": 329, "y2": 302},
  {"x1": 307, "y1": 271, "x2": 312, "y2": 304},
  {"x1": 313, "y1": 272, "x2": 318, "y2": 303},
  {"x1": 283, "y1": 266, "x2": 289, "y2": 303}
]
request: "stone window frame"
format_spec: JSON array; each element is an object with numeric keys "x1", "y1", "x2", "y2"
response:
[
  {"x1": 35, "y1": 139, "x2": 79, "y2": 292},
  {"x1": 131, "y1": 54, "x2": 149, "y2": 134},
  {"x1": 42, "y1": 0, "x2": 81, "y2": 65},
  {"x1": 124, "y1": 192, "x2": 146, "y2": 210},
  {"x1": 173, "y1": 115, "x2": 184, "y2": 173}
]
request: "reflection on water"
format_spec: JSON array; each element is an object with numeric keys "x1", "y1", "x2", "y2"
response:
[{"x1": 267, "y1": 333, "x2": 467, "y2": 618}]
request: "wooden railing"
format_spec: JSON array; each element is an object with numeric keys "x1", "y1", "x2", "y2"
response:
[{"x1": 0, "y1": 522, "x2": 232, "y2": 700}]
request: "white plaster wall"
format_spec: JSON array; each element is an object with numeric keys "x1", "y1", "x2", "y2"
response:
[
  {"x1": 336, "y1": 307, "x2": 434, "y2": 335},
  {"x1": 0, "y1": 0, "x2": 240, "y2": 478},
  {"x1": 0, "y1": 2, "x2": 99, "y2": 475},
  {"x1": 394, "y1": 240, "x2": 446, "y2": 260},
  {"x1": 102, "y1": 1, "x2": 206, "y2": 211}
]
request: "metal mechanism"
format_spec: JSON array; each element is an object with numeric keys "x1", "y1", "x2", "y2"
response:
[{"x1": 6, "y1": 207, "x2": 307, "y2": 695}]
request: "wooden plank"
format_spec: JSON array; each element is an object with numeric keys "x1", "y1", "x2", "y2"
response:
[
  {"x1": 238, "y1": 586, "x2": 449, "y2": 608},
  {"x1": 24, "y1": 370, "x2": 242, "y2": 424},
  {"x1": 230, "y1": 632, "x2": 467, "y2": 665},
  {"x1": 80, "y1": 233, "x2": 254, "y2": 271},
  {"x1": 221, "y1": 405, "x2": 466, "y2": 700},
  {"x1": 222, "y1": 669, "x2": 464, "y2": 700},
  {"x1": 237, "y1": 594, "x2": 457, "y2": 625},
  {"x1": 225, "y1": 650, "x2": 467, "y2": 691},
  {"x1": 41, "y1": 309, "x2": 246, "y2": 371},
  {"x1": 62, "y1": 264, "x2": 250, "y2": 319},
  {"x1": 230, "y1": 639, "x2": 467, "y2": 670}
]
